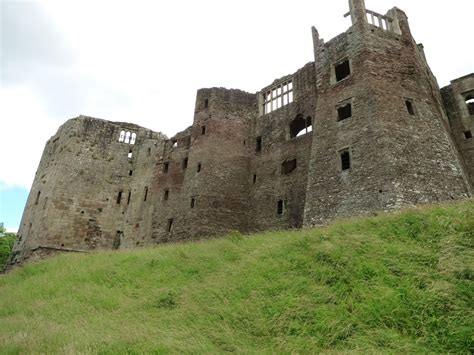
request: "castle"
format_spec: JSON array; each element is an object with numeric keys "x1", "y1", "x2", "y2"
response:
[{"x1": 9, "y1": 0, "x2": 474, "y2": 267}]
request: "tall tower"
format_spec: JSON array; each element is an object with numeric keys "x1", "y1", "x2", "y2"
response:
[{"x1": 303, "y1": 0, "x2": 471, "y2": 225}]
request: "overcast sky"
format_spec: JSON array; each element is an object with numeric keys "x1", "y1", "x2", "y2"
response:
[{"x1": 0, "y1": 0, "x2": 473, "y2": 231}]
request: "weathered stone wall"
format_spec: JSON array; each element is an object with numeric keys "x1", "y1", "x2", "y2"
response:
[
  {"x1": 441, "y1": 74, "x2": 474, "y2": 187},
  {"x1": 9, "y1": 0, "x2": 473, "y2": 267}
]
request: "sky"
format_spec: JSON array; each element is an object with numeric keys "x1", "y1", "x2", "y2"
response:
[{"x1": 0, "y1": 0, "x2": 473, "y2": 232}]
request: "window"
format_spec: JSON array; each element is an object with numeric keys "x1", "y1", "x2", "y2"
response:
[
  {"x1": 171, "y1": 140, "x2": 177, "y2": 148},
  {"x1": 263, "y1": 80, "x2": 293, "y2": 114},
  {"x1": 340, "y1": 150, "x2": 351, "y2": 171},
  {"x1": 204, "y1": 99, "x2": 209, "y2": 108},
  {"x1": 253, "y1": 174, "x2": 257, "y2": 184},
  {"x1": 281, "y1": 159, "x2": 297, "y2": 175},
  {"x1": 129, "y1": 170, "x2": 133, "y2": 176},
  {"x1": 128, "y1": 150, "x2": 133, "y2": 159},
  {"x1": 119, "y1": 131, "x2": 136, "y2": 144},
  {"x1": 164, "y1": 189, "x2": 169, "y2": 201},
  {"x1": 256, "y1": 136, "x2": 262, "y2": 152},
  {"x1": 197, "y1": 163, "x2": 202, "y2": 173},
  {"x1": 166, "y1": 218, "x2": 173, "y2": 232},
  {"x1": 464, "y1": 130, "x2": 473, "y2": 139},
  {"x1": 163, "y1": 162, "x2": 169, "y2": 173},
  {"x1": 127, "y1": 191, "x2": 131, "y2": 205},
  {"x1": 466, "y1": 96, "x2": 474, "y2": 115},
  {"x1": 335, "y1": 60, "x2": 351, "y2": 82},
  {"x1": 290, "y1": 115, "x2": 313, "y2": 138},
  {"x1": 117, "y1": 191, "x2": 123, "y2": 204},
  {"x1": 130, "y1": 133, "x2": 137, "y2": 145},
  {"x1": 35, "y1": 191, "x2": 41, "y2": 205},
  {"x1": 277, "y1": 200, "x2": 284, "y2": 215},
  {"x1": 190, "y1": 198, "x2": 196, "y2": 209},
  {"x1": 125, "y1": 131, "x2": 131, "y2": 144},
  {"x1": 144, "y1": 186, "x2": 148, "y2": 201},
  {"x1": 405, "y1": 99, "x2": 415, "y2": 115},
  {"x1": 119, "y1": 130, "x2": 125, "y2": 142},
  {"x1": 337, "y1": 103, "x2": 352, "y2": 121},
  {"x1": 201, "y1": 126, "x2": 206, "y2": 135},
  {"x1": 182, "y1": 157, "x2": 188, "y2": 169}
]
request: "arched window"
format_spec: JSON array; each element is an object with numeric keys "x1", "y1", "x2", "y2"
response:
[
  {"x1": 290, "y1": 114, "x2": 313, "y2": 138},
  {"x1": 119, "y1": 130, "x2": 125, "y2": 142},
  {"x1": 130, "y1": 133, "x2": 137, "y2": 145},
  {"x1": 125, "y1": 131, "x2": 131, "y2": 144},
  {"x1": 466, "y1": 95, "x2": 474, "y2": 116}
]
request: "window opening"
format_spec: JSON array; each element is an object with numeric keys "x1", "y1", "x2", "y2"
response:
[
  {"x1": 204, "y1": 99, "x2": 209, "y2": 108},
  {"x1": 466, "y1": 96, "x2": 474, "y2": 115},
  {"x1": 337, "y1": 103, "x2": 352, "y2": 121},
  {"x1": 167, "y1": 218, "x2": 173, "y2": 232},
  {"x1": 182, "y1": 157, "x2": 188, "y2": 169},
  {"x1": 144, "y1": 186, "x2": 148, "y2": 201},
  {"x1": 128, "y1": 150, "x2": 133, "y2": 159},
  {"x1": 253, "y1": 174, "x2": 257, "y2": 184},
  {"x1": 263, "y1": 80, "x2": 293, "y2": 114},
  {"x1": 164, "y1": 189, "x2": 169, "y2": 201},
  {"x1": 201, "y1": 126, "x2": 206, "y2": 135},
  {"x1": 127, "y1": 191, "x2": 131, "y2": 205},
  {"x1": 125, "y1": 131, "x2": 131, "y2": 144},
  {"x1": 35, "y1": 191, "x2": 41, "y2": 205},
  {"x1": 129, "y1": 170, "x2": 133, "y2": 176},
  {"x1": 282, "y1": 159, "x2": 297, "y2": 174},
  {"x1": 130, "y1": 133, "x2": 137, "y2": 145},
  {"x1": 171, "y1": 139, "x2": 177, "y2": 148},
  {"x1": 119, "y1": 130, "x2": 125, "y2": 142},
  {"x1": 341, "y1": 150, "x2": 351, "y2": 171},
  {"x1": 191, "y1": 198, "x2": 196, "y2": 209},
  {"x1": 277, "y1": 200, "x2": 284, "y2": 215},
  {"x1": 290, "y1": 115, "x2": 313, "y2": 138},
  {"x1": 148, "y1": 147, "x2": 151, "y2": 155},
  {"x1": 335, "y1": 60, "x2": 351, "y2": 82},
  {"x1": 405, "y1": 100, "x2": 415, "y2": 115},
  {"x1": 464, "y1": 130, "x2": 473, "y2": 139},
  {"x1": 117, "y1": 191, "x2": 123, "y2": 204},
  {"x1": 163, "y1": 162, "x2": 169, "y2": 173},
  {"x1": 256, "y1": 136, "x2": 262, "y2": 152},
  {"x1": 197, "y1": 163, "x2": 202, "y2": 173}
]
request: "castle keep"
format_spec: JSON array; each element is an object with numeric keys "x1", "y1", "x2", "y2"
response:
[{"x1": 9, "y1": 0, "x2": 473, "y2": 266}]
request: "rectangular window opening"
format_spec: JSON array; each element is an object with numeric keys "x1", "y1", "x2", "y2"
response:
[
  {"x1": 204, "y1": 99, "x2": 209, "y2": 108},
  {"x1": 190, "y1": 198, "x2": 196, "y2": 209},
  {"x1": 464, "y1": 130, "x2": 473, "y2": 139},
  {"x1": 129, "y1": 170, "x2": 133, "y2": 176},
  {"x1": 197, "y1": 163, "x2": 202, "y2": 173},
  {"x1": 337, "y1": 103, "x2": 352, "y2": 121},
  {"x1": 281, "y1": 159, "x2": 297, "y2": 175},
  {"x1": 35, "y1": 191, "x2": 41, "y2": 205},
  {"x1": 128, "y1": 150, "x2": 133, "y2": 159},
  {"x1": 341, "y1": 150, "x2": 351, "y2": 171},
  {"x1": 144, "y1": 186, "x2": 148, "y2": 201},
  {"x1": 263, "y1": 80, "x2": 293, "y2": 114},
  {"x1": 182, "y1": 157, "x2": 188, "y2": 169},
  {"x1": 277, "y1": 200, "x2": 284, "y2": 215},
  {"x1": 256, "y1": 136, "x2": 262, "y2": 152},
  {"x1": 405, "y1": 100, "x2": 415, "y2": 115},
  {"x1": 117, "y1": 191, "x2": 123, "y2": 204},
  {"x1": 127, "y1": 191, "x2": 131, "y2": 205},
  {"x1": 335, "y1": 60, "x2": 351, "y2": 82},
  {"x1": 163, "y1": 162, "x2": 169, "y2": 173},
  {"x1": 164, "y1": 189, "x2": 169, "y2": 201},
  {"x1": 253, "y1": 174, "x2": 257, "y2": 184},
  {"x1": 201, "y1": 126, "x2": 206, "y2": 135},
  {"x1": 166, "y1": 218, "x2": 173, "y2": 232}
]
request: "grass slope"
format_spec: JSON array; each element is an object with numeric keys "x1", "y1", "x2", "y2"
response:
[{"x1": 0, "y1": 201, "x2": 473, "y2": 353}]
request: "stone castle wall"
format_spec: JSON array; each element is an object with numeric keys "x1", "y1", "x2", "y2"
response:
[{"x1": 9, "y1": 0, "x2": 473, "y2": 267}]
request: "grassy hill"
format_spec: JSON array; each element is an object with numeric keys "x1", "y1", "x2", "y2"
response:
[{"x1": 0, "y1": 200, "x2": 473, "y2": 353}]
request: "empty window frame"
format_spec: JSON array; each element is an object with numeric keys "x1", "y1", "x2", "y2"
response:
[
  {"x1": 163, "y1": 162, "x2": 169, "y2": 173},
  {"x1": 335, "y1": 60, "x2": 351, "y2": 82},
  {"x1": 166, "y1": 218, "x2": 173, "y2": 232},
  {"x1": 290, "y1": 115, "x2": 313, "y2": 138},
  {"x1": 253, "y1": 174, "x2": 257, "y2": 184},
  {"x1": 277, "y1": 200, "x2": 284, "y2": 215},
  {"x1": 171, "y1": 140, "x2": 178, "y2": 148},
  {"x1": 263, "y1": 80, "x2": 293, "y2": 114},
  {"x1": 182, "y1": 157, "x2": 188, "y2": 170},
  {"x1": 190, "y1": 198, "x2": 196, "y2": 208},
  {"x1": 405, "y1": 99, "x2": 416, "y2": 115},
  {"x1": 281, "y1": 159, "x2": 297, "y2": 175},
  {"x1": 201, "y1": 126, "x2": 206, "y2": 135},
  {"x1": 119, "y1": 131, "x2": 137, "y2": 145},
  {"x1": 163, "y1": 189, "x2": 169, "y2": 201},
  {"x1": 465, "y1": 95, "x2": 474, "y2": 115},
  {"x1": 256, "y1": 136, "x2": 262, "y2": 152},
  {"x1": 197, "y1": 163, "x2": 202, "y2": 173},
  {"x1": 119, "y1": 130, "x2": 125, "y2": 142},
  {"x1": 337, "y1": 102, "x2": 352, "y2": 121},
  {"x1": 204, "y1": 99, "x2": 209, "y2": 108},
  {"x1": 340, "y1": 150, "x2": 351, "y2": 171},
  {"x1": 464, "y1": 130, "x2": 473, "y2": 139},
  {"x1": 128, "y1": 150, "x2": 133, "y2": 159}
]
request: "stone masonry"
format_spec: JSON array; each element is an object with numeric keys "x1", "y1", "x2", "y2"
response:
[{"x1": 9, "y1": 0, "x2": 473, "y2": 267}]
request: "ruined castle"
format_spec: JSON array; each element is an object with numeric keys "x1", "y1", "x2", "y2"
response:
[{"x1": 9, "y1": 0, "x2": 474, "y2": 266}]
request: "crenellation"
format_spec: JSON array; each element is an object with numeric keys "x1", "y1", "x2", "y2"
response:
[{"x1": 8, "y1": 0, "x2": 473, "y2": 268}]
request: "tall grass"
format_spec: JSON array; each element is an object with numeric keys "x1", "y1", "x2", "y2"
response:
[{"x1": 0, "y1": 200, "x2": 473, "y2": 353}]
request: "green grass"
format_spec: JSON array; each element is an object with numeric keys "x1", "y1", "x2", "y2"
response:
[{"x1": 0, "y1": 200, "x2": 473, "y2": 353}]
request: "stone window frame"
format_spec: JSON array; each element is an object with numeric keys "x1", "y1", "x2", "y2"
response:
[
  {"x1": 338, "y1": 147, "x2": 352, "y2": 172},
  {"x1": 404, "y1": 97, "x2": 417, "y2": 116},
  {"x1": 336, "y1": 97, "x2": 354, "y2": 123},
  {"x1": 462, "y1": 91, "x2": 474, "y2": 116},
  {"x1": 262, "y1": 79, "x2": 294, "y2": 115},
  {"x1": 118, "y1": 130, "x2": 137, "y2": 145},
  {"x1": 331, "y1": 58, "x2": 352, "y2": 85}
]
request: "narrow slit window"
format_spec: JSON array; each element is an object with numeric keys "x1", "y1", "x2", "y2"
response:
[
  {"x1": 204, "y1": 99, "x2": 209, "y2": 108},
  {"x1": 117, "y1": 191, "x2": 123, "y2": 204},
  {"x1": 164, "y1": 189, "x2": 169, "y2": 201},
  {"x1": 182, "y1": 157, "x2": 188, "y2": 170},
  {"x1": 144, "y1": 186, "x2": 148, "y2": 201},
  {"x1": 197, "y1": 163, "x2": 202, "y2": 173},
  {"x1": 335, "y1": 60, "x2": 351, "y2": 82},
  {"x1": 464, "y1": 130, "x2": 473, "y2": 139},
  {"x1": 163, "y1": 162, "x2": 169, "y2": 173},
  {"x1": 341, "y1": 150, "x2": 351, "y2": 171},
  {"x1": 253, "y1": 174, "x2": 257, "y2": 184},
  {"x1": 35, "y1": 191, "x2": 41, "y2": 205},
  {"x1": 166, "y1": 218, "x2": 173, "y2": 232},
  {"x1": 256, "y1": 136, "x2": 262, "y2": 152},
  {"x1": 201, "y1": 126, "x2": 206, "y2": 135},
  {"x1": 127, "y1": 191, "x2": 131, "y2": 205},
  {"x1": 337, "y1": 103, "x2": 352, "y2": 121},
  {"x1": 190, "y1": 198, "x2": 196, "y2": 209},
  {"x1": 405, "y1": 99, "x2": 415, "y2": 115},
  {"x1": 277, "y1": 200, "x2": 284, "y2": 215}
]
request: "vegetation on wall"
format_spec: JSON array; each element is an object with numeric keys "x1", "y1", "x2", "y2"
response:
[{"x1": 0, "y1": 200, "x2": 472, "y2": 353}]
